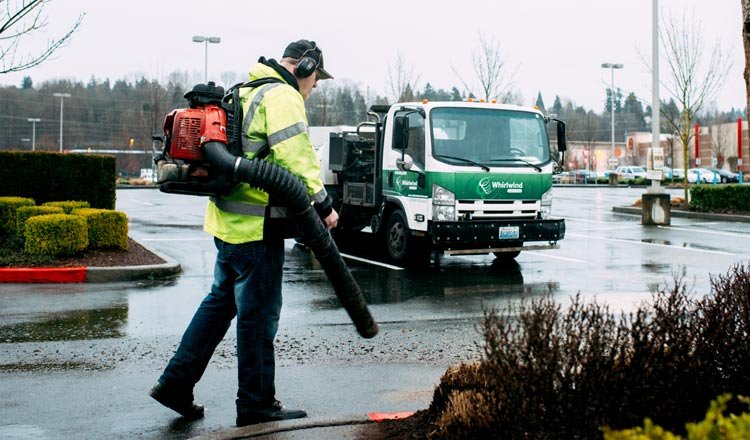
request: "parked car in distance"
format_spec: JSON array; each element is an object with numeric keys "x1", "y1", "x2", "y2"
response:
[
  {"x1": 553, "y1": 169, "x2": 597, "y2": 184},
  {"x1": 614, "y1": 166, "x2": 648, "y2": 179},
  {"x1": 661, "y1": 166, "x2": 684, "y2": 180},
  {"x1": 706, "y1": 168, "x2": 739, "y2": 183},
  {"x1": 687, "y1": 168, "x2": 718, "y2": 183},
  {"x1": 571, "y1": 169, "x2": 597, "y2": 183}
]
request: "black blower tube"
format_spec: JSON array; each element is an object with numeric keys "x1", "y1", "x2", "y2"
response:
[{"x1": 203, "y1": 141, "x2": 378, "y2": 339}]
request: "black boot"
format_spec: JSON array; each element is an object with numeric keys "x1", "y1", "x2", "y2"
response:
[
  {"x1": 149, "y1": 381, "x2": 205, "y2": 420},
  {"x1": 236, "y1": 399, "x2": 307, "y2": 427}
]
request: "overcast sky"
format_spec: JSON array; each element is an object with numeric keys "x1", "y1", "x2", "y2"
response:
[{"x1": 1, "y1": 0, "x2": 744, "y2": 113}]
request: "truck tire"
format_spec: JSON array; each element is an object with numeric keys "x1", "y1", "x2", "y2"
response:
[
  {"x1": 385, "y1": 209, "x2": 430, "y2": 264},
  {"x1": 385, "y1": 209, "x2": 410, "y2": 262}
]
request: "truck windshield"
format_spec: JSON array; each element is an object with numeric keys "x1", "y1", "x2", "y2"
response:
[{"x1": 430, "y1": 107, "x2": 550, "y2": 167}]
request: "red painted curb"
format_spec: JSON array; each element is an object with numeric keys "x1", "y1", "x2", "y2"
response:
[
  {"x1": 367, "y1": 411, "x2": 415, "y2": 422},
  {"x1": 0, "y1": 266, "x2": 87, "y2": 283}
]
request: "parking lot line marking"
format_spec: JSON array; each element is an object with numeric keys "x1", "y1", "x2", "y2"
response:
[
  {"x1": 339, "y1": 253, "x2": 404, "y2": 270},
  {"x1": 657, "y1": 225, "x2": 750, "y2": 239},
  {"x1": 567, "y1": 233, "x2": 736, "y2": 256},
  {"x1": 564, "y1": 217, "x2": 625, "y2": 224},
  {"x1": 130, "y1": 199, "x2": 156, "y2": 206},
  {"x1": 525, "y1": 252, "x2": 586, "y2": 263}
]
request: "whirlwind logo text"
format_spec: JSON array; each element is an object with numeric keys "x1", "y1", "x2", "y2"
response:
[
  {"x1": 478, "y1": 177, "x2": 523, "y2": 195},
  {"x1": 395, "y1": 176, "x2": 418, "y2": 191}
]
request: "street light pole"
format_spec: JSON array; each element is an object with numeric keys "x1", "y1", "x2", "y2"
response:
[
  {"x1": 27, "y1": 118, "x2": 40, "y2": 151},
  {"x1": 601, "y1": 63, "x2": 623, "y2": 168},
  {"x1": 192, "y1": 35, "x2": 221, "y2": 83},
  {"x1": 53, "y1": 93, "x2": 71, "y2": 152}
]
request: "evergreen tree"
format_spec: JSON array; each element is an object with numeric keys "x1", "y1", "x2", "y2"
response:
[
  {"x1": 336, "y1": 87, "x2": 356, "y2": 125},
  {"x1": 421, "y1": 83, "x2": 436, "y2": 101},
  {"x1": 604, "y1": 88, "x2": 623, "y2": 114},
  {"x1": 450, "y1": 87, "x2": 462, "y2": 102},
  {"x1": 621, "y1": 93, "x2": 646, "y2": 132},
  {"x1": 21, "y1": 76, "x2": 32, "y2": 89},
  {"x1": 535, "y1": 91, "x2": 546, "y2": 111},
  {"x1": 551, "y1": 96, "x2": 562, "y2": 116}
]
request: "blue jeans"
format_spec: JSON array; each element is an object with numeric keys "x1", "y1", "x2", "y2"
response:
[{"x1": 159, "y1": 236, "x2": 284, "y2": 411}]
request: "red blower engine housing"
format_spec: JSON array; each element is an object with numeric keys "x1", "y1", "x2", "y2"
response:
[
  {"x1": 155, "y1": 81, "x2": 240, "y2": 196},
  {"x1": 163, "y1": 104, "x2": 228, "y2": 162}
]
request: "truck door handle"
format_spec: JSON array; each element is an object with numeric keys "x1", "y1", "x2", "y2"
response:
[{"x1": 388, "y1": 171, "x2": 394, "y2": 187}]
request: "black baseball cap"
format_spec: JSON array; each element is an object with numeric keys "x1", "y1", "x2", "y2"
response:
[{"x1": 283, "y1": 39, "x2": 333, "y2": 80}]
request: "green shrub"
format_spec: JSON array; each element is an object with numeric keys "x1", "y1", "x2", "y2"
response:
[
  {"x1": 603, "y1": 394, "x2": 750, "y2": 440},
  {"x1": 43, "y1": 200, "x2": 90, "y2": 214},
  {"x1": 71, "y1": 208, "x2": 128, "y2": 250},
  {"x1": 690, "y1": 185, "x2": 750, "y2": 213},
  {"x1": 407, "y1": 265, "x2": 750, "y2": 439},
  {"x1": 0, "y1": 196, "x2": 35, "y2": 235},
  {"x1": 24, "y1": 214, "x2": 88, "y2": 256},
  {"x1": 16, "y1": 206, "x2": 64, "y2": 234},
  {"x1": 0, "y1": 151, "x2": 116, "y2": 209}
]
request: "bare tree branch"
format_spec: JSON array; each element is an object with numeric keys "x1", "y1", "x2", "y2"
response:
[
  {"x1": 0, "y1": 0, "x2": 84, "y2": 75},
  {"x1": 452, "y1": 31, "x2": 518, "y2": 102},
  {"x1": 653, "y1": 10, "x2": 731, "y2": 201},
  {"x1": 386, "y1": 51, "x2": 420, "y2": 103}
]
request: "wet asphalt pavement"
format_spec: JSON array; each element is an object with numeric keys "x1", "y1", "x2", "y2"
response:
[{"x1": 2, "y1": 186, "x2": 750, "y2": 439}]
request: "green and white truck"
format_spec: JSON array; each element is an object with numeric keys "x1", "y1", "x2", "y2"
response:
[{"x1": 320, "y1": 100, "x2": 567, "y2": 264}]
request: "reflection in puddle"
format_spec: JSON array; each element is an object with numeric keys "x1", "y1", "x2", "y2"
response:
[
  {"x1": 641, "y1": 262, "x2": 671, "y2": 274},
  {"x1": 287, "y1": 240, "x2": 560, "y2": 307},
  {"x1": 0, "y1": 306, "x2": 128, "y2": 343},
  {"x1": 357, "y1": 260, "x2": 526, "y2": 304},
  {"x1": 640, "y1": 238, "x2": 726, "y2": 253},
  {"x1": 133, "y1": 278, "x2": 179, "y2": 290}
]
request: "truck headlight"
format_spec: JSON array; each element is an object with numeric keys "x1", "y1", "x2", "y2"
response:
[
  {"x1": 432, "y1": 184, "x2": 456, "y2": 221},
  {"x1": 541, "y1": 188, "x2": 553, "y2": 219}
]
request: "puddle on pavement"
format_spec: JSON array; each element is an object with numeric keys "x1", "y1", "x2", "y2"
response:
[
  {"x1": 641, "y1": 262, "x2": 672, "y2": 274},
  {"x1": 0, "y1": 306, "x2": 128, "y2": 343},
  {"x1": 640, "y1": 238, "x2": 726, "y2": 253},
  {"x1": 0, "y1": 425, "x2": 48, "y2": 439},
  {"x1": 286, "y1": 236, "x2": 560, "y2": 307}
]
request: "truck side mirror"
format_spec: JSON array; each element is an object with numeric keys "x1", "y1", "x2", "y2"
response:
[
  {"x1": 556, "y1": 120, "x2": 567, "y2": 152},
  {"x1": 393, "y1": 115, "x2": 410, "y2": 150}
]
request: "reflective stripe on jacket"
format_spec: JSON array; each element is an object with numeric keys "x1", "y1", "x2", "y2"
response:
[{"x1": 204, "y1": 62, "x2": 327, "y2": 244}]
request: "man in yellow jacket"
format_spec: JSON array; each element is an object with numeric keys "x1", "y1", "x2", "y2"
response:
[{"x1": 150, "y1": 39, "x2": 338, "y2": 427}]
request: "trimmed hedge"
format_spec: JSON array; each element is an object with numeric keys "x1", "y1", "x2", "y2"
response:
[
  {"x1": 43, "y1": 200, "x2": 90, "y2": 214},
  {"x1": 0, "y1": 196, "x2": 35, "y2": 235},
  {"x1": 16, "y1": 206, "x2": 64, "y2": 234},
  {"x1": 71, "y1": 208, "x2": 128, "y2": 250},
  {"x1": 690, "y1": 184, "x2": 750, "y2": 213},
  {"x1": 0, "y1": 151, "x2": 116, "y2": 209},
  {"x1": 604, "y1": 394, "x2": 750, "y2": 439},
  {"x1": 24, "y1": 214, "x2": 88, "y2": 256}
]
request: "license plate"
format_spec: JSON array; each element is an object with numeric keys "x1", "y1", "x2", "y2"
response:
[{"x1": 498, "y1": 226, "x2": 520, "y2": 240}]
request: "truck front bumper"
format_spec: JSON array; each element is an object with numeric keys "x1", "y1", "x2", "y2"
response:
[{"x1": 429, "y1": 218, "x2": 565, "y2": 253}]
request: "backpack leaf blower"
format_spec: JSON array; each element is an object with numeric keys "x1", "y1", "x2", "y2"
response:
[{"x1": 155, "y1": 81, "x2": 378, "y2": 339}]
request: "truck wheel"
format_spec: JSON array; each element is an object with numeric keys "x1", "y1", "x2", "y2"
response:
[
  {"x1": 385, "y1": 209, "x2": 410, "y2": 262},
  {"x1": 493, "y1": 250, "x2": 521, "y2": 261}
]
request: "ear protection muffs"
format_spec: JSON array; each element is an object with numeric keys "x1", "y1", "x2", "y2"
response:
[{"x1": 295, "y1": 45, "x2": 319, "y2": 79}]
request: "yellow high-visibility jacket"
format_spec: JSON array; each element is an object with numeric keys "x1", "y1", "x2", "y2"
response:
[{"x1": 204, "y1": 62, "x2": 327, "y2": 244}]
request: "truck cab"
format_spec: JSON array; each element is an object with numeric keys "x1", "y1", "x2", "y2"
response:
[{"x1": 323, "y1": 100, "x2": 566, "y2": 264}]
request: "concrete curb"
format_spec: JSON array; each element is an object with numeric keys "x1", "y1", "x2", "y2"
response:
[
  {"x1": 612, "y1": 206, "x2": 750, "y2": 223},
  {"x1": 0, "y1": 239, "x2": 181, "y2": 284},
  {"x1": 190, "y1": 415, "x2": 374, "y2": 440},
  {"x1": 86, "y1": 240, "x2": 181, "y2": 283}
]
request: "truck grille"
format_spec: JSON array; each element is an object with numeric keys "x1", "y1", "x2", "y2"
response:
[{"x1": 456, "y1": 199, "x2": 539, "y2": 219}]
